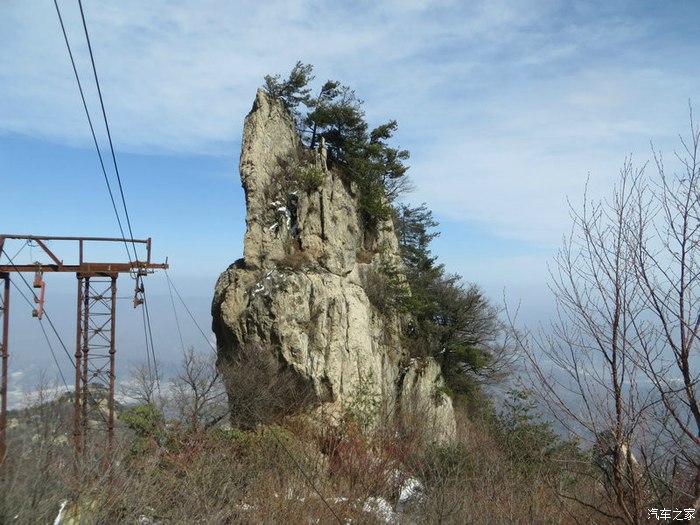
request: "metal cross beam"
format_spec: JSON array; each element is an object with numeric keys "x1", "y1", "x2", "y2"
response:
[{"x1": 0, "y1": 234, "x2": 168, "y2": 274}]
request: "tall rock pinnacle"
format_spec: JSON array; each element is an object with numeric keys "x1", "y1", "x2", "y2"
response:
[{"x1": 212, "y1": 89, "x2": 455, "y2": 442}]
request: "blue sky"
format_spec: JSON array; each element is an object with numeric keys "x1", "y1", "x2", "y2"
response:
[{"x1": 1, "y1": 0, "x2": 699, "y2": 395}]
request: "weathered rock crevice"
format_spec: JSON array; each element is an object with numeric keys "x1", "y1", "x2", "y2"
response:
[{"x1": 212, "y1": 89, "x2": 455, "y2": 442}]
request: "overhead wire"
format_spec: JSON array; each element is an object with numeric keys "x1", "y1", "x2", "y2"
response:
[
  {"x1": 7, "y1": 240, "x2": 29, "y2": 263},
  {"x1": 139, "y1": 303, "x2": 155, "y2": 393},
  {"x1": 269, "y1": 427, "x2": 344, "y2": 525},
  {"x1": 52, "y1": 0, "x2": 134, "y2": 263},
  {"x1": 140, "y1": 289, "x2": 161, "y2": 396},
  {"x1": 165, "y1": 270, "x2": 216, "y2": 351},
  {"x1": 41, "y1": 311, "x2": 76, "y2": 369},
  {"x1": 37, "y1": 320, "x2": 70, "y2": 391},
  {"x1": 76, "y1": 0, "x2": 138, "y2": 261},
  {"x1": 9, "y1": 279, "x2": 70, "y2": 392},
  {"x1": 8, "y1": 280, "x2": 66, "y2": 372},
  {"x1": 1, "y1": 250, "x2": 75, "y2": 369},
  {"x1": 166, "y1": 271, "x2": 187, "y2": 354},
  {"x1": 139, "y1": 286, "x2": 162, "y2": 394},
  {"x1": 77, "y1": 1, "x2": 164, "y2": 394},
  {"x1": 1, "y1": 251, "x2": 72, "y2": 392},
  {"x1": 55, "y1": 0, "x2": 163, "y2": 394}
]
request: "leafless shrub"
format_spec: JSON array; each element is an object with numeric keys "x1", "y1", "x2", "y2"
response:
[
  {"x1": 0, "y1": 377, "x2": 74, "y2": 524},
  {"x1": 508, "y1": 111, "x2": 700, "y2": 522},
  {"x1": 220, "y1": 342, "x2": 314, "y2": 430},
  {"x1": 169, "y1": 347, "x2": 228, "y2": 432},
  {"x1": 120, "y1": 359, "x2": 163, "y2": 407}
]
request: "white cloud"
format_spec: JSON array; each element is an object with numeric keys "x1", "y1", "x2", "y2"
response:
[
  {"x1": 1, "y1": 0, "x2": 698, "y2": 251},
  {"x1": 0, "y1": 1, "x2": 562, "y2": 152}
]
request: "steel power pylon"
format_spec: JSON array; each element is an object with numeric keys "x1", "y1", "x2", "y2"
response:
[{"x1": 0, "y1": 235, "x2": 168, "y2": 466}]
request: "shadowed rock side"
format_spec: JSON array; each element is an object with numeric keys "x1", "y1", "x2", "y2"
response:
[{"x1": 212, "y1": 89, "x2": 455, "y2": 443}]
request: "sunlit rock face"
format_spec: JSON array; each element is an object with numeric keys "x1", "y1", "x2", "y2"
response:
[{"x1": 212, "y1": 89, "x2": 455, "y2": 443}]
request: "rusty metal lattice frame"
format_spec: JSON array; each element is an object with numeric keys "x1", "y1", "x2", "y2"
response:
[
  {"x1": 0, "y1": 234, "x2": 167, "y2": 468},
  {"x1": 0, "y1": 273, "x2": 9, "y2": 462},
  {"x1": 74, "y1": 273, "x2": 118, "y2": 467}
]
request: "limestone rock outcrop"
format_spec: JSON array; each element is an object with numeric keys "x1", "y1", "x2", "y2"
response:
[{"x1": 212, "y1": 89, "x2": 455, "y2": 443}]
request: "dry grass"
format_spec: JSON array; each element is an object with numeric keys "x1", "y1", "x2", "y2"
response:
[{"x1": 0, "y1": 379, "x2": 635, "y2": 525}]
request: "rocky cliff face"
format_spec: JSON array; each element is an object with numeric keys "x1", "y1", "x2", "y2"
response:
[{"x1": 212, "y1": 89, "x2": 455, "y2": 442}]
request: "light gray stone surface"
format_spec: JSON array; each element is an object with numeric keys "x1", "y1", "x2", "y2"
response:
[{"x1": 212, "y1": 89, "x2": 455, "y2": 442}]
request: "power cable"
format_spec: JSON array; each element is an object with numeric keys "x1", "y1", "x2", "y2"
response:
[
  {"x1": 139, "y1": 303, "x2": 154, "y2": 393},
  {"x1": 73, "y1": 1, "x2": 165, "y2": 396},
  {"x1": 38, "y1": 320, "x2": 70, "y2": 392},
  {"x1": 8, "y1": 240, "x2": 28, "y2": 263},
  {"x1": 56, "y1": 2, "x2": 163, "y2": 401},
  {"x1": 52, "y1": 0, "x2": 134, "y2": 263},
  {"x1": 166, "y1": 272, "x2": 187, "y2": 355},
  {"x1": 2, "y1": 250, "x2": 75, "y2": 368},
  {"x1": 41, "y1": 311, "x2": 76, "y2": 368},
  {"x1": 140, "y1": 288, "x2": 161, "y2": 396},
  {"x1": 268, "y1": 427, "x2": 344, "y2": 525},
  {"x1": 76, "y1": 0, "x2": 138, "y2": 261},
  {"x1": 55, "y1": 1, "x2": 169, "y2": 431},
  {"x1": 6, "y1": 276, "x2": 71, "y2": 392},
  {"x1": 165, "y1": 270, "x2": 216, "y2": 351},
  {"x1": 8, "y1": 280, "x2": 33, "y2": 310}
]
